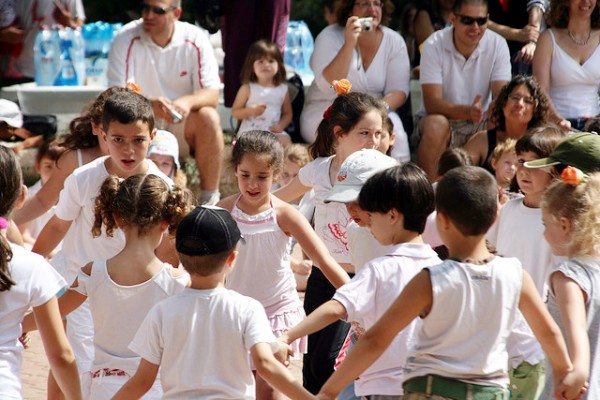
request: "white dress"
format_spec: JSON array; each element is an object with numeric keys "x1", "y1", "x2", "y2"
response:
[
  {"x1": 238, "y1": 82, "x2": 287, "y2": 133},
  {"x1": 226, "y1": 196, "x2": 307, "y2": 357}
]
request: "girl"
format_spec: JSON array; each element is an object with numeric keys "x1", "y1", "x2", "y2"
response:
[
  {"x1": 273, "y1": 91, "x2": 386, "y2": 393},
  {"x1": 12, "y1": 86, "x2": 130, "y2": 226},
  {"x1": 147, "y1": 129, "x2": 188, "y2": 188},
  {"x1": 540, "y1": 168, "x2": 600, "y2": 399},
  {"x1": 231, "y1": 39, "x2": 293, "y2": 148},
  {"x1": 217, "y1": 130, "x2": 349, "y2": 400},
  {"x1": 23, "y1": 174, "x2": 191, "y2": 399},
  {"x1": 0, "y1": 145, "x2": 82, "y2": 400}
]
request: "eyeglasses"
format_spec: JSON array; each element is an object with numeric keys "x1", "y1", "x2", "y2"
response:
[
  {"x1": 454, "y1": 13, "x2": 488, "y2": 26},
  {"x1": 508, "y1": 94, "x2": 536, "y2": 107},
  {"x1": 140, "y1": 2, "x2": 177, "y2": 15},
  {"x1": 354, "y1": 1, "x2": 383, "y2": 9}
]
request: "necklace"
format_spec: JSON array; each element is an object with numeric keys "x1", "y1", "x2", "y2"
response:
[{"x1": 568, "y1": 29, "x2": 592, "y2": 46}]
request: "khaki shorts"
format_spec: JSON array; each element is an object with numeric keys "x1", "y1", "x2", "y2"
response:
[
  {"x1": 509, "y1": 360, "x2": 545, "y2": 399},
  {"x1": 156, "y1": 118, "x2": 190, "y2": 158},
  {"x1": 411, "y1": 114, "x2": 487, "y2": 149}
]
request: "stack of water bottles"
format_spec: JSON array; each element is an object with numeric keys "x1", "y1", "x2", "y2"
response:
[
  {"x1": 284, "y1": 21, "x2": 315, "y2": 82},
  {"x1": 33, "y1": 22, "x2": 122, "y2": 87}
]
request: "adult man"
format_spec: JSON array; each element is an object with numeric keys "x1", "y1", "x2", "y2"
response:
[
  {"x1": 414, "y1": 0, "x2": 511, "y2": 181},
  {"x1": 108, "y1": 0, "x2": 223, "y2": 205}
]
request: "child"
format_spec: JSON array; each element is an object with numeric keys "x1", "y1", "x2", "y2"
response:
[
  {"x1": 218, "y1": 130, "x2": 349, "y2": 399},
  {"x1": 23, "y1": 174, "x2": 191, "y2": 399},
  {"x1": 317, "y1": 166, "x2": 584, "y2": 400},
  {"x1": 486, "y1": 125, "x2": 565, "y2": 399},
  {"x1": 488, "y1": 138, "x2": 518, "y2": 204},
  {"x1": 379, "y1": 116, "x2": 396, "y2": 159},
  {"x1": 147, "y1": 129, "x2": 188, "y2": 188},
  {"x1": 281, "y1": 162, "x2": 440, "y2": 399},
  {"x1": 112, "y1": 205, "x2": 315, "y2": 400},
  {"x1": 31, "y1": 90, "x2": 173, "y2": 397},
  {"x1": 540, "y1": 168, "x2": 600, "y2": 398},
  {"x1": 12, "y1": 86, "x2": 131, "y2": 226},
  {"x1": 18, "y1": 138, "x2": 63, "y2": 247},
  {"x1": 232, "y1": 39, "x2": 293, "y2": 148},
  {"x1": 0, "y1": 145, "x2": 82, "y2": 400},
  {"x1": 273, "y1": 91, "x2": 386, "y2": 392}
]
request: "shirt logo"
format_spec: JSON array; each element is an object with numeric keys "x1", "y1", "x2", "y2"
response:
[{"x1": 180, "y1": 71, "x2": 188, "y2": 77}]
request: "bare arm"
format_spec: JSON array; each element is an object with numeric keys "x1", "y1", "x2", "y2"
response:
[
  {"x1": 518, "y1": 271, "x2": 583, "y2": 399},
  {"x1": 279, "y1": 300, "x2": 346, "y2": 345},
  {"x1": 322, "y1": 17, "x2": 361, "y2": 84},
  {"x1": 463, "y1": 130, "x2": 489, "y2": 166},
  {"x1": 422, "y1": 83, "x2": 483, "y2": 122},
  {"x1": 276, "y1": 200, "x2": 350, "y2": 288},
  {"x1": 34, "y1": 296, "x2": 82, "y2": 400},
  {"x1": 32, "y1": 215, "x2": 72, "y2": 258},
  {"x1": 414, "y1": 10, "x2": 435, "y2": 46},
  {"x1": 272, "y1": 176, "x2": 311, "y2": 203},
  {"x1": 231, "y1": 84, "x2": 266, "y2": 120},
  {"x1": 252, "y1": 343, "x2": 316, "y2": 400},
  {"x1": 318, "y1": 270, "x2": 432, "y2": 399},
  {"x1": 271, "y1": 91, "x2": 293, "y2": 133},
  {"x1": 111, "y1": 359, "x2": 159, "y2": 400},
  {"x1": 383, "y1": 90, "x2": 407, "y2": 112},
  {"x1": 487, "y1": 21, "x2": 539, "y2": 43}
]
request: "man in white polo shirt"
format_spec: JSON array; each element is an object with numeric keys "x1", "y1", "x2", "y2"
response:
[
  {"x1": 107, "y1": 0, "x2": 223, "y2": 204},
  {"x1": 413, "y1": 0, "x2": 511, "y2": 182}
]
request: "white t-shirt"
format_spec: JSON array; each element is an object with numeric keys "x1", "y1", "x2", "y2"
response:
[
  {"x1": 53, "y1": 156, "x2": 172, "y2": 284},
  {"x1": 130, "y1": 287, "x2": 277, "y2": 400},
  {"x1": 73, "y1": 260, "x2": 189, "y2": 376},
  {"x1": 107, "y1": 19, "x2": 220, "y2": 101},
  {"x1": 346, "y1": 221, "x2": 392, "y2": 271},
  {"x1": 403, "y1": 257, "x2": 523, "y2": 388},
  {"x1": 334, "y1": 243, "x2": 441, "y2": 396},
  {"x1": 298, "y1": 156, "x2": 352, "y2": 263},
  {"x1": 15, "y1": 0, "x2": 86, "y2": 78},
  {"x1": 0, "y1": 244, "x2": 65, "y2": 399},
  {"x1": 418, "y1": 27, "x2": 511, "y2": 116}
]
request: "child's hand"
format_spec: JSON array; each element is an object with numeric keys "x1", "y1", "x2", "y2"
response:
[
  {"x1": 251, "y1": 104, "x2": 267, "y2": 116},
  {"x1": 291, "y1": 258, "x2": 312, "y2": 275},
  {"x1": 555, "y1": 369, "x2": 588, "y2": 400},
  {"x1": 273, "y1": 341, "x2": 293, "y2": 367},
  {"x1": 270, "y1": 124, "x2": 283, "y2": 133},
  {"x1": 19, "y1": 332, "x2": 31, "y2": 349}
]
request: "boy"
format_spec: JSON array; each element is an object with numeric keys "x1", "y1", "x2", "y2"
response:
[
  {"x1": 112, "y1": 205, "x2": 314, "y2": 400},
  {"x1": 281, "y1": 162, "x2": 441, "y2": 398},
  {"x1": 31, "y1": 90, "x2": 172, "y2": 395},
  {"x1": 317, "y1": 166, "x2": 583, "y2": 400}
]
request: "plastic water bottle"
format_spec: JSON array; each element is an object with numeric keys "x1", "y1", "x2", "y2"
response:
[
  {"x1": 54, "y1": 28, "x2": 79, "y2": 86},
  {"x1": 34, "y1": 25, "x2": 60, "y2": 86},
  {"x1": 71, "y1": 27, "x2": 86, "y2": 85}
]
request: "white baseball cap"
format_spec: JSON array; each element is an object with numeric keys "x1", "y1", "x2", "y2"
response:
[
  {"x1": 147, "y1": 129, "x2": 180, "y2": 169},
  {"x1": 324, "y1": 149, "x2": 398, "y2": 203},
  {"x1": 0, "y1": 99, "x2": 23, "y2": 128}
]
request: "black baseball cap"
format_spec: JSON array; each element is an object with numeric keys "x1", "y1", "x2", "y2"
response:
[{"x1": 176, "y1": 206, "x2": 241, "y2": 256}]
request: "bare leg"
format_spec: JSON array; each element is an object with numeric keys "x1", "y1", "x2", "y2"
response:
[{"x1": 416, "y1": 114, "x2": 451, "y2": 182}]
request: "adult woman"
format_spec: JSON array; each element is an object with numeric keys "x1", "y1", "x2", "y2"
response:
[
  {"x1": 533, "y1": 0, "x2": 600, "y2": 131},
  {"x1": 300, "y1": 0, "x2": 411, "y2": 161},
  {"x1": 464, "y1": 75, "x2": 549, "y2": 171},
  {"x1": 414, "y1": 0, "x2": 453, "y2": 52}
]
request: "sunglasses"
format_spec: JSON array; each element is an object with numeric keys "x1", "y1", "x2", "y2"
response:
[
  {"x1": 454, "y1": 13, "x2": 488, "y2": 26},
  {"x1": 140, "y1": 2, "x2": 177, "y2": 15}
]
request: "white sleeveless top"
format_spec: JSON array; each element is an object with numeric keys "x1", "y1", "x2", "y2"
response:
[
  {"x1": 74, "y1": 261, "x2": 189, "y2": 375},
  {"x1": 226, "y1": 196, "x2": 301, "y2": 315},
  {"x1": 238, "y1": 82, "x2": 287, "y2": 133},
  {"x1": 403, "y1": 257, "x2": 522, "y2": 387},
  {"x1": 548, "y1": 29, "x2": 600, "y2": 119}
]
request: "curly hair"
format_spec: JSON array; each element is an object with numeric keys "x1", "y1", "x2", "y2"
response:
[
  {"x1": 0, "y1": 146, "x2": 23, "y2": 291},
  {"x1": 490, "y1": 75, "x2": 549, "y2": 132},
  {"x1": 546, "y1": 0, "x2": 600, "y2": 29},
  {"x1": 336, "y1": 0, "x2": 395, "y2": 27},
  {"x1": 542, "y1": 172, "x2": 600, "y2": 257},
  {"x1": 92, "y1": 174, "x2": 192, "y2": 238}
]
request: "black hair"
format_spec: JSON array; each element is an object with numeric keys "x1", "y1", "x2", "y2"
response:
[
  {"x1": 358, "y1": 163, "x2": 434, "y2": 233},
  {"x1": 515, "y1": 124, "x2": 565, "y2": 159},
  {"x1": 101, "y1": 91, "x2": 154, "y2": 133},
  {"x1": 452, "y1": 0, "x2": 487, "y2": 13},
  {"x1": 437, "y1": 147, "x2": 472, "y2": 177},
  {"x1": 436, "y1": 166, "x2": 498, "y2": 236}
]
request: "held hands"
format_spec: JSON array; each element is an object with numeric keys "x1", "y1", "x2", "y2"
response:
[
  {"x1": 554, "y1": 369, "x2": 588, "y2": 400},
  {"x1": 517, "y1": 25, "x2": 540, "y2": 44},
  {"x1": 273, "y1": 341, "x2": 293, "y2": 367},
  {"x1": 470, "y1": 95, "x2": 484, "y2": 124}
]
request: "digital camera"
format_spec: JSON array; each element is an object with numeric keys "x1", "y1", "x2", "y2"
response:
[{"x1": 357, "y1": 17, "x2": 373, "y2": 31}]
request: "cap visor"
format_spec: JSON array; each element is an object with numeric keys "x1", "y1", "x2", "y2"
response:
[
  {"x1": 324, "y1": 186, "x2": 360, "y2": 204},
  {"x1": 523, "y1": 158, "x2": 560, "y2": 169}
]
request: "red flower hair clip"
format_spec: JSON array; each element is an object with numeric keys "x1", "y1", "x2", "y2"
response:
[{"x1": 561, "y1": 166, "x2": 586, "y2": 186}]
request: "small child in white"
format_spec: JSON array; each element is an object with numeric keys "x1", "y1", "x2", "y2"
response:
[{"x1": 113, "y1": 206, "x2": 315, "y2": 400}]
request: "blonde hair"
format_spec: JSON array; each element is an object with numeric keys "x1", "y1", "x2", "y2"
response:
[
  {"x1": 490, "y1": 138, "x2": 517, "y2": 164},
  {"x1": 284, "y1": 144, "x2": 311, "y2": 168},
  {"x1": 541, "y1": 173, "x2": 600, "y2": 257}
]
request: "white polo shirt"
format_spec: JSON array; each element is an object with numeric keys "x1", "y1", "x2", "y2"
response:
[
  {"x1": 107, "y1": 19, "x2": 220, "y2": 100},
  {"x1": 417, "y1": 27, "x2": 511, "y2": 116}
]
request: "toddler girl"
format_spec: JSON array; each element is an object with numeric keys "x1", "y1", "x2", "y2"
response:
[
  {"x1": 232, "y1": 39, "x2": 293, "y2": 148},
  {"x1": 541, "y1": 168, "x2": 600, "y2": 399},
  {"x1": 273, "y1": 91, "x2": 386, "y2": 393},
  {"x1": 488, "y1": 138, "x2": 519, "y2": 204},
  {"x1": 147, "y1": 129, "x2": 188, "y2": 188},
  {"x1": 23, "y1": 174, "x2": 191, "y2": 399},
  {"x1": 218, "y1": 130, "x2": 348, "y2": 399},
  {"x1": 0, "y1": 145, "x2": 81, "y2": 400}
]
